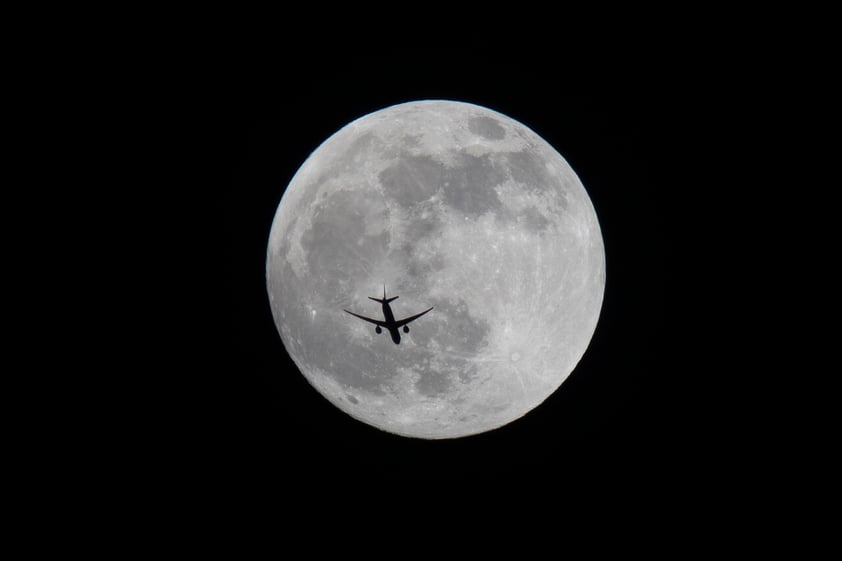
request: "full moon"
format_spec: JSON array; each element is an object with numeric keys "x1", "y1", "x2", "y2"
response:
[{"x1": 266, "y1": 100, "x2": 605, "y2": 439}]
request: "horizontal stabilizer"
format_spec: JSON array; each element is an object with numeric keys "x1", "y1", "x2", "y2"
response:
[{"x1": 368, "y1": 296, "x2": 399, "y2": 304}]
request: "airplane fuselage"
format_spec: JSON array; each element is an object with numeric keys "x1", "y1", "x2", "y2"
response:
[{"x1": 380, "y1": 302, "x2": 401, "y2": 344}]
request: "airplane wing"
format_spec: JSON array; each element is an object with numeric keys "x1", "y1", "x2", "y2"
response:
[
  {"x1": 344, "y1": 309, "x2": 387, "y2": 327},
  {"x1": 393, "y1": 307, "x2": 434, "y2": 328}
]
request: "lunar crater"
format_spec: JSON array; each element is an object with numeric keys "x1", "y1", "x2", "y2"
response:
[{"x1": 468, "y1": 116, "x2": 506, "y2": 140}]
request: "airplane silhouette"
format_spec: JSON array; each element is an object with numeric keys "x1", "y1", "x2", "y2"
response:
[{"x1": 344, "y1": 286, "x2": 433, "y2": 345}]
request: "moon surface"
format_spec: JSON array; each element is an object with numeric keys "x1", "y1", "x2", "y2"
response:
[{"x1": 266, "y1": 100, "x2": 605, "y2": 439}]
